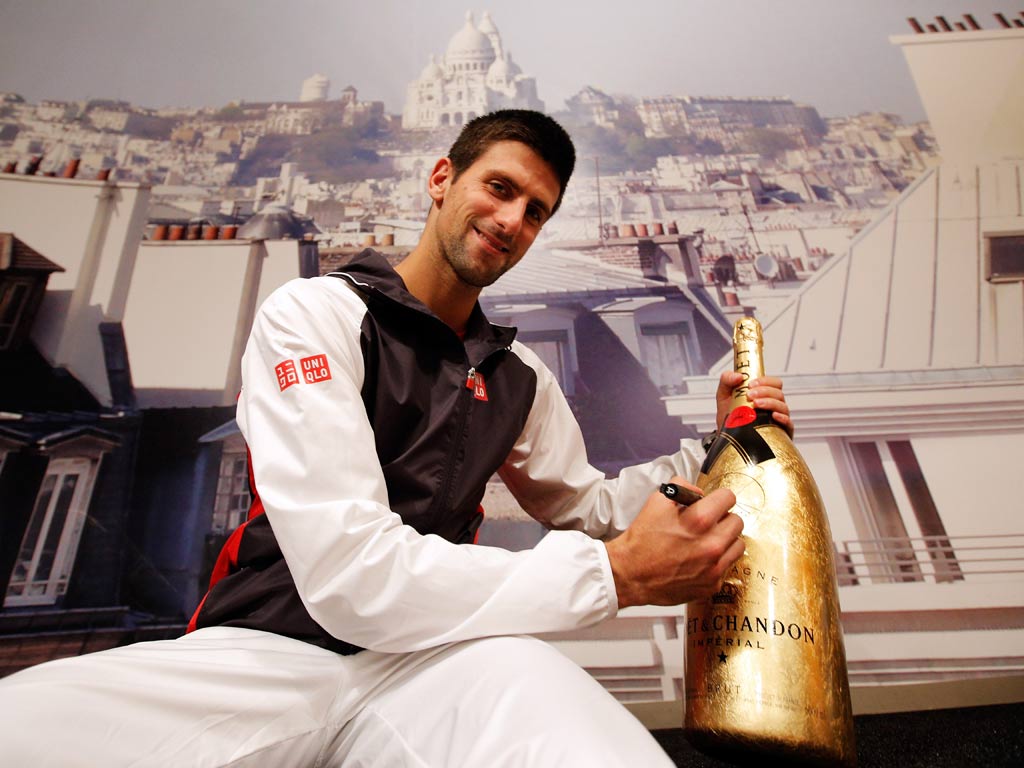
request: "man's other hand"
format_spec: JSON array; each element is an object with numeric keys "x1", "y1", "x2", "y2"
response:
[
  {"x1": 605, "y1": 478, "x2": 744, "y2": 609},
  {"x1": 715, "y1": 371, "x2": 793, "y2": 437}
]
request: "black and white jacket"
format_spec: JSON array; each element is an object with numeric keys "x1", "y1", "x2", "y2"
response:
[{"x1": 190, "y1": 250, "x2": 703, "y2": 653}]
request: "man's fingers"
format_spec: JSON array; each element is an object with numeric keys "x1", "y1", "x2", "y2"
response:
[
  {"x1": 718, "y1": 370, "x2": 745, "y2": 390},
  {"x1": 716, "y1": 510, "x2": 744, "y2": 543},
  {"x1": 686, "y1": 487, "x2": 736, "y2": 525},
  {"x1": 715, "y1": 534, "x2": 747, "y2": 574},
  {"x1": 749, "y1": 375, "x2": 783, "y2": 389}
]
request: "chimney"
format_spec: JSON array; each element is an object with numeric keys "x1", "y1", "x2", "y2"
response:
[
  {"x1": 894, "y1": 12, "x2": 1024, "y2": 163},
  {"x1": 907, "y1": 17, "x2": 925, "y2": 34},
  {"x1": 964, "y1": 14, "x2": 981, "y2": 30},
  {"x1": 96, "y1": 168, "x2": 111, "y2": 181},
  {"x1": 62, "y1": 158, "x2": 80, "y2": 178},
  {"x1": 2, "y1": 162, "x2": 16, "y2": 173},
  {"x1": 936, "y1": 16, "x2": 953, "y2": 32},
  {"x1": 24, "y1": 156, "x2": 42, "y2": 175},
  {"x1": 995, "y1": 13, "x2": 1012, "y2": 29}
]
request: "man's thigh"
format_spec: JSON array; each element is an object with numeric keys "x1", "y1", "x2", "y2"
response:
[
  {"x1": 0, "y1": 627, "x2": 366, "y2": 768},
  {"x1": 330, "y1": 635, "x2": 675, "y2": 768}
]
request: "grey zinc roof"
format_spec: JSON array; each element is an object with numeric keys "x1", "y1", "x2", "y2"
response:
[
  {"x1": 237, "y1": 204, "x2": 320, "y2": 240},
  {"x1": 483, "y1": 246, "x2": 666, "y2": 299},
  {"x1": 756, "y1": 160, "x2": 1024, "y2": 375}
]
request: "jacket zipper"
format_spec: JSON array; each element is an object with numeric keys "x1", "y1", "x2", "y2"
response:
[
  {"x1": 427, "y1": 363, "x2": 475, "y2": 529},
  {"x1": 427, "y1": 350, "x2": 505, "y2": 531}
]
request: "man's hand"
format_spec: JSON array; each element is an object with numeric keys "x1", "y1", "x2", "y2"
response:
[
  {"x1": 715, "y1": 371, "x2": 793, "y2": 437},
  {"x1": 605, "y1": 477, "x2": 744, "y2": 609}
]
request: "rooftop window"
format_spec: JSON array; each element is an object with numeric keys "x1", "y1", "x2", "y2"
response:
[{"x1": 986, "y1": 234, "x2": 1024, "y2": 283}]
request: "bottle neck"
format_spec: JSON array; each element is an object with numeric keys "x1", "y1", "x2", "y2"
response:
[{"x1": 730, "y1": 317, "x2": 766, "y2": 414}]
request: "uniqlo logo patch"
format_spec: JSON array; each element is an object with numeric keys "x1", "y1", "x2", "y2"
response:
[
  {"x1": 275, "y1": 360, "x2": 299, "y2": 391},
  {"x1": 300, "y1": 354, "x2": 332, "y2": 384},
  {"x1": 466, "y1": 370, "x2": 488, "y2": 401}
]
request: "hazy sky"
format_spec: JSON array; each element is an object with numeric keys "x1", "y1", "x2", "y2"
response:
[{"x1": 0, "y1": 1, "x2": 1013, "y2": 121}]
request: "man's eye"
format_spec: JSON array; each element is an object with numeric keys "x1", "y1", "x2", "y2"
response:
[
  {"x1": 489, "y1": 181, "x2": 508, "y2": 196},
  {"x1": 527, "y1": 207, "x2": 543, "y2": 225}
]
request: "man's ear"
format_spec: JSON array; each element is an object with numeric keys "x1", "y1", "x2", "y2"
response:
[{"x1": 427, "y1": 157, "x2": 454, "y2": 205}]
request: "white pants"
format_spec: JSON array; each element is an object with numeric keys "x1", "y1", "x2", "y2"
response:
[{"x1": 0, "y1": 628, "x2": 674, "y2": 767}]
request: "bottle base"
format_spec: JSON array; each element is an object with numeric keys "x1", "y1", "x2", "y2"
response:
[{"x1": 684, "y1": 726, "x2": 856, "y2": 767}]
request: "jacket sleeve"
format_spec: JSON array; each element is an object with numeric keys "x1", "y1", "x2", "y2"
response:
[
  {"x1": 236, "y1": 277, "x2": 618, "y2": 653},
  {"x1": 498, "y1": 340, "x2": 706, "y2": 540}
]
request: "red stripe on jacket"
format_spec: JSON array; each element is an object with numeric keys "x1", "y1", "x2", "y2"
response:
[{"x1": 187, "y1": 446, "x2": 265, "y2": 632}]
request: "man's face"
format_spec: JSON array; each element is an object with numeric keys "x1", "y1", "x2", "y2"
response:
[{"x1": 431, "y1": 140, "x2": 561, "y2": 289}]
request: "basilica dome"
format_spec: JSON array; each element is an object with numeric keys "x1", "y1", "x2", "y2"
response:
[
  {"x1": 445, "y1": 11, "x2": 497, "y2": 69},
  {"x1": 403, "y1": 11, "x2": 543, "y2": 130},
  {"x1": 419, "y1": 55, "x2": 443, "y2": 82},
  {"x1": 478, "y1": 11, "x2": 498, "y2": 36},
  {"x1": 487, "y1": 56, "x2": 509, "y2": 82}
]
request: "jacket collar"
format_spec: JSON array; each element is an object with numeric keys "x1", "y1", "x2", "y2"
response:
[{"x1": 329, "y1": 249, "x2": 518, "y2": 360}]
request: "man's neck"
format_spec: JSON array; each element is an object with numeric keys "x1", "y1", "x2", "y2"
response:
[{"x1": 395, "y1": 245, "x2": 479, "y2": 336}]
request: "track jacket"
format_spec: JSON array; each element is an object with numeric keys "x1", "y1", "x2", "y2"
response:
[{"x1": 190, "y1": 250, "x2": 705, "y2": 654}]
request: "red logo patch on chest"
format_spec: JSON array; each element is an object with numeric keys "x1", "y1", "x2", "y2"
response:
[{"x1": 466, "y1": 370, "x2": 488, "y2": 401}]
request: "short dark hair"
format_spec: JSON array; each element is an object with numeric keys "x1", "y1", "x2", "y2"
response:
[{"x1": 447, "y1": 109, "x2": 576, "y2": 214}]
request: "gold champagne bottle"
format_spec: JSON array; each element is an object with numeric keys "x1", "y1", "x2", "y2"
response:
[{"x1": 683, "y1": 317, "x2": 856, "y2": 766}]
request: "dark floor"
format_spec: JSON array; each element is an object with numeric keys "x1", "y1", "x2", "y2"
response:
[{"x1": 651, "y1": 702, "x2": 1024, "y2": 767}]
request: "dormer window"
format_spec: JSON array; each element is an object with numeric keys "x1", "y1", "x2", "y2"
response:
[
  {"x1": 0, "y1": 233, "x2": 65, "y2": 351},
  {"x1": 0, "y1": 277, "x2": 33, "y2": 350},
  {"x1": 4, "y1": 429, "x2": 119, "y2": 607},
  {"x1": 986, "y1": 234, "x2": 1024, "y2": 283}
]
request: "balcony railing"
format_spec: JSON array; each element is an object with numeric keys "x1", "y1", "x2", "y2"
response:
[{"x1": 835, "y1": 534, "x2": 1024, "y2": 586}]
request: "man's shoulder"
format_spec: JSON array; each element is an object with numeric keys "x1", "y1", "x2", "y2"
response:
[
  {"x1": 260, "y1": 275, "x2": 370, "y2": 322},
  {"x1": 508, "y1": 338, "x2": 547, "y2": 367},
  {"x1": 266, "y1": 276, "x2": 366, "y2": 307},
  {"x1": 507, "y1": 339, "x2": 555, "y2": 384}
]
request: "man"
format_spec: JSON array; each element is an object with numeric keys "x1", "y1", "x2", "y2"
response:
[{"x1": 0, "y1": 110, "x2": 792, "y2": 766}]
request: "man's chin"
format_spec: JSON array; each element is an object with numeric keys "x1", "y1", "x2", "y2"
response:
[
  {"x1": 456, "y1": 269, "x2": 504, "y2": 289},
  {"x1": 453, "y1": 261, "x2": 508, "y2": 289}
]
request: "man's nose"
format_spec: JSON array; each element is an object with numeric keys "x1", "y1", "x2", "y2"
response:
[{"x1": 494, "y1": 199, "x2": 526, "y2": 237}]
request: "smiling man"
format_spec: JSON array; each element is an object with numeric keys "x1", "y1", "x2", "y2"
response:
[
  {"x1": 0, "y1": 110, "x2": 793, "y2": 767},
  {"x1": 397, "y1": 118, "x2": 566, "y2": 325}
]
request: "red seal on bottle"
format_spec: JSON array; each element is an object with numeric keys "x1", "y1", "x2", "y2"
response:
[{"x1": 725, "y1": 405, "x2": 757, "y2": 428}]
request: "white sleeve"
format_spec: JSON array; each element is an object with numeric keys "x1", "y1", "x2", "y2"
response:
[
  {"x1": 499, "y1": 340, "x2": 706, "y2": 540},
  {"x1": 237, "y1": 277, "x2": 618, "y2": 653}
]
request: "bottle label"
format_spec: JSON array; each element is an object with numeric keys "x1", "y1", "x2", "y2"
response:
[{"x1": 701, "y1": 409, "x2": 777, "y2": 473}]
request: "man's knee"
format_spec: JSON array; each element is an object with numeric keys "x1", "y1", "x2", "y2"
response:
[{"x1": 353, "y1": 635, "x2": 673, "y2": 767}]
